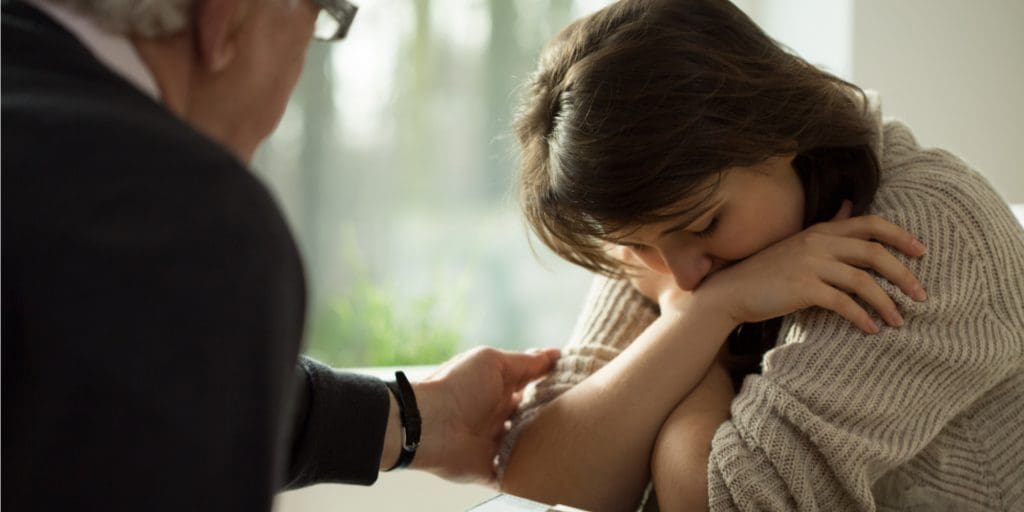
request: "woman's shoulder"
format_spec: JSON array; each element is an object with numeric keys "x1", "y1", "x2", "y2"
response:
[
  {"x1": 868, "y1": 121, "x2": 1024, "y2": 325},
  {"x1": 877, "y1": 121, "x2": 1000, "y2": 211},
  {"x1": 872, "y1": 121, "x2": 1023, "y2": 255}
]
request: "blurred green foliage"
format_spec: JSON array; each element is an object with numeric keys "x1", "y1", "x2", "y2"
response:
[
  {"x1": 256, "y1": 0, "x2": 600, "y2": 367},
  {"x1": 303, "y1": 239, "x2": 466, "y2": 368}
]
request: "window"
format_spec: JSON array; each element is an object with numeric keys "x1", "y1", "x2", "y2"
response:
[{"x1": 253, "y1": 0, "x2": 613, "y2": 367}]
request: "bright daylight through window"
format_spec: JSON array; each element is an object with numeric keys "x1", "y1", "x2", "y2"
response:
[{"x1": 253, "y1": 0, "x2": 615, "y2": 368}]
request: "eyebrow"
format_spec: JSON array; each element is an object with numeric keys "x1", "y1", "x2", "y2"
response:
[{"x1": 658, "y1": 199, "x2": 722, "y2": 237}]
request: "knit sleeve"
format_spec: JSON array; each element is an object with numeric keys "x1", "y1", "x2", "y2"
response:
[
  {"x1": 496, "y1": 275, "x2": 658, "y2": 477},
  {"x1": 705, "y1": 205, "x2": 1024, "y2": 510}
]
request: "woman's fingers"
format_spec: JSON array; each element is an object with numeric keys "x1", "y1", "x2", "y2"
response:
[
  {"x1": 828, "y1": 236, "x2": 927, "y2": 302},
  {"x1": 816, "y1": 214, "x2": 927, "y2": 259},
  {"x1": 814, "y1": 284, "x2": 879, "y2": 334},
  {"x1": 821, "y1": 262, "x2": 904, "y2": 328},
  {"x1": 831, "y1": 199, "x2": 853, "y2": 221}
]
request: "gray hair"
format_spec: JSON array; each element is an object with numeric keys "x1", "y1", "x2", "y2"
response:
[{"x1": 53, "y1": 0, "x2": 194, "y2": 37}]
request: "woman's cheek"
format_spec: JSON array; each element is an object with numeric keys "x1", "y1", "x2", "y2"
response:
[{"x1": 713, "y1": 225, "x2": 776, "y2": 261}]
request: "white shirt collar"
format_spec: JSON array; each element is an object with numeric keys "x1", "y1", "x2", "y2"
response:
[{"x1": 26, "y1": 0, "x2": 161, "y2": 101}]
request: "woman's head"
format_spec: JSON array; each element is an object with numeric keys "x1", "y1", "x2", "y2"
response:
[
  {"x1": 606, "y1": 154, "x2": 806, "y2": 290},
  {"x1": 516, "y1": 0, "x2": 881, "y2": 283}
]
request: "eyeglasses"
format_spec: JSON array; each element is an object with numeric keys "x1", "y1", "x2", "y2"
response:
[{"x1": 313, "y1": 0, "x2": 359, "y2": 42}]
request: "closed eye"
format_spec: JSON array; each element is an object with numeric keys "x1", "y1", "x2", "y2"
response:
[{"x1": 695, "y1": 217, "x2": 718, "y2": 239}]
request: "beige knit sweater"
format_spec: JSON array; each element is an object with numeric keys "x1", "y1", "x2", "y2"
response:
[{"x1": 499, "y1": 100, "x2": 1024, "y2": 511}]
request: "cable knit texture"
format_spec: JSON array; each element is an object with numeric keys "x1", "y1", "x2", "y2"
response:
[{"x1": 498, "y1": 97, "x2": 1024, "y2": 511}]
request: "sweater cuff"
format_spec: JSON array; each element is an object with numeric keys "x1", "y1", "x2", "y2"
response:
[{"x1": 288, "y1": 357, "x2": 390, "y2": 487}]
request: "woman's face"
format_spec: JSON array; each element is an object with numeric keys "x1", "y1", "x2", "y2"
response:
[{"x1": 611, "y1": 154, "x2": 805, "y2": 291}]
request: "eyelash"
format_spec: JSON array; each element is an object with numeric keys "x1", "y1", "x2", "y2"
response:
[
  {"x1": 621, "y1": 216, "x2": 719, "y2": 250},
  {"x1": 695, "y1": 217, "x2": 719, "y2": 239}
]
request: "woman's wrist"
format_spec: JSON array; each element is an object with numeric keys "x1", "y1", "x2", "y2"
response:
[{"x1": 657, "y1": 286, "x2": 740, "y2": 334}]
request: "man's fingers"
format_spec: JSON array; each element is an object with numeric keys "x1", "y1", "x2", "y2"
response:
[
  {"x1": 494, "y1": 393, "x2": 522, "y2": 427},
  {"x1": 500, "y1": 348, "x2": 560, "y2": 389},
  {"x1": 511, "y1": 390, "x2": 524, "y2": 405}
]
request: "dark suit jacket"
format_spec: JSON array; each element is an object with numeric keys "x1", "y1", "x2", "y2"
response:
[{"x1": 2, "y1": 2, "x2": 389, "y2": 509}]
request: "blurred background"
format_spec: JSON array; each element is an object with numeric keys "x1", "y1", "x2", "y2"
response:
[
  {"x1": 260, "y1": 0, "x2": 1024, "y2": 509},
  {"x1": 253, "y1": 0, "x2": 606, "y2": 372}
]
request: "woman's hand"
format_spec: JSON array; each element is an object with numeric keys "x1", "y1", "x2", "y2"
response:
[
  {"x1": 606, "y1": 243, "x2": 692, "y2": 306},
  {"x1": 692, "y1": 201, "x2": 928, "y2": 334}
]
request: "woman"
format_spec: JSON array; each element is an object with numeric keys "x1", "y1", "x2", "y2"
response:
[{"x1": 497, "y1": 0, "x2": 1024, "y2": 511}]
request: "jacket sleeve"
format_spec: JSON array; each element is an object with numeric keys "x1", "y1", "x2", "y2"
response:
[
  {"x1": 706, "y1": 207, "x2": 1023, "y2": 511},
  {"x1": 283, "y1": 357, "x2": 390, "y2": 488},
  {"x1": 496, "y1": 275, "x2": 658, "y2": 477}
]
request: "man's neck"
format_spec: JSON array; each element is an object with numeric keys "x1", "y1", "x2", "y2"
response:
[
  {"x1": 131, "y1": 36, "x2": 192, "y2": 121},
  {"x1": 133, "y1": 37, "x2": 255, "y2": 164},
  {"x1": 29, "y1": 0, "x2": 259, "y2": 164}
]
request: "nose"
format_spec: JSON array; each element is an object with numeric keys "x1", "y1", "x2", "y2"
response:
[
  {"x1": 632, "y1": 247, "x2": 713, "y2": 291},
  {"x1": 666, "y1": 254, "x2": 713, "y2": 290}
]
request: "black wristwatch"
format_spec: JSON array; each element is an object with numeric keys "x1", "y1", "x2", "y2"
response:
[{"x1": 384, "y1": 371, "x2": 421, "y2": 471}]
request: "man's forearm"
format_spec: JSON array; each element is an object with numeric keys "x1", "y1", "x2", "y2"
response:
[
  {"x1": 651, "y1": 361, "x2": 735, "y2": 512},
  {"x1": 501, "y1": 307, "x2": 737, "y2": 512}
]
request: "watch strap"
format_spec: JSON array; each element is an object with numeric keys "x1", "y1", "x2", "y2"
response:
[{"x1": 384, "y1": 371, "x2": 420, "y2": 471}]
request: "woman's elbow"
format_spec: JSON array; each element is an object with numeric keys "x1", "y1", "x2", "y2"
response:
[
  {"x1": 499, "y1": 443, "x2": 562, "y2": 506},
  {"x1": 650, "y1": 413, "x2": 727, "y2": 511}
]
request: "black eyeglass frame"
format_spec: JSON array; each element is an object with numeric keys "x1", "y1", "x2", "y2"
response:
[{"x1": 313, "y1": 0, "x2": 358, "y2": 41}]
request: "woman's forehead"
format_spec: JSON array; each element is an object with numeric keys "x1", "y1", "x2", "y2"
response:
[{"x1": 606, "y1": 192, "x2": 723, "y2": 242}]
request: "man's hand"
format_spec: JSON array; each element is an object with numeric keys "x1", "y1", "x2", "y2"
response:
[{"x1": 408, "y1": 346, "x2": 560, "y2": 484}]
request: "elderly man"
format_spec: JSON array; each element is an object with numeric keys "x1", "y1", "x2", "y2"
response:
[{"x1": 1, "y1": 0, "x2": 559, "y2": 510}]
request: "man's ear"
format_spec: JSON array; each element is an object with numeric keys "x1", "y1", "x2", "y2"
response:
[{"x1": 194, "y1": 0, "x2": 247, "y2": 73}]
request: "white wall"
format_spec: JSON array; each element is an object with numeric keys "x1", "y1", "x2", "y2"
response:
[
  {"x1": 737, "y1": 0, "x2": 854, "y2": 80},
  {"x1": 741, "y1": 0, "x2": 1024, "y2": 202},
  {"x1": 853, "y1": 0, "x2": 1024, "y2": 203}
]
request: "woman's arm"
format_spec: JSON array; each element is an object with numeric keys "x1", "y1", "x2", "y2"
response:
[
  {"x1": 502, "y1": 298, "x2": 738, "y2": 512},
  {"x1": 502, "y1": 213, "x2": 926, "y2": 512},
  {"x1": 497, "y1": 277, "x2": 657, "y2": 481},
  {"x1": 650, "y1": 358, "x2": 735, "y2": 512}
]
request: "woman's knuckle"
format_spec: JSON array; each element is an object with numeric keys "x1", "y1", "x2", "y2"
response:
[
  {"x1": 868, "y1": 242, "x2": 888, "y2": 259},
  {"x1": 854, "y1": 270, "x2": 874, "y2": 288},
  {"x1": 825, "y1": 289, "x2": 845, "y2": 309},
  {"x1": 905, "y1": 272, "x2": 921, "y2": 288},
  {"x1": 897, "y1": 265, "x2": 915, "y2": 281},
  {"x1": 797, "y1": 276, "x2": 816, "y2": 290},
  {"x1": 802, "y1": 231, "x2": 823, "y2": 247}
]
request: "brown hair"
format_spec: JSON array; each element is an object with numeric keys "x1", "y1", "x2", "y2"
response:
[{"x1": 515, "y1": 0, "x2": 881, "y2": 388}]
